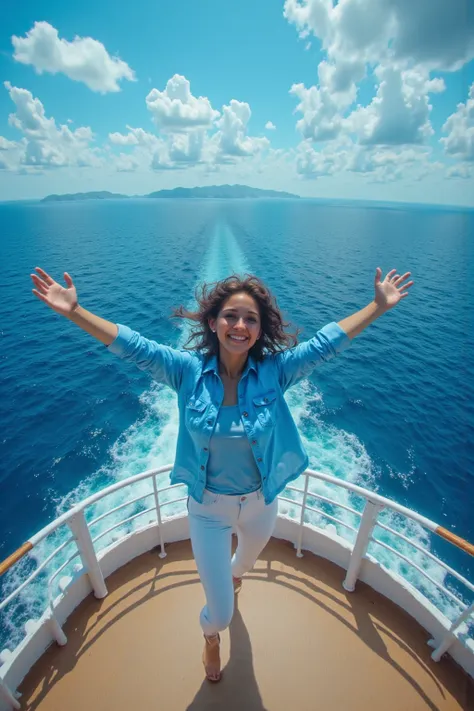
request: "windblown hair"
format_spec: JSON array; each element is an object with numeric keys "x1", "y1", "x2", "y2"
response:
[{"x1": 172, "y1": 274, "x2": 300, "y2": 361}]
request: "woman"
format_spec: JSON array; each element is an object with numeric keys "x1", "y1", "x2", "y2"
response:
[{"x1": 30, "y1": 266, "x2": 413, "y2": 682}]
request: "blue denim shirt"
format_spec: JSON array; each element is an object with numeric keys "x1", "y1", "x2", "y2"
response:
[{"x1": 107, "y1": 322, "x2": 351, "y2": 504}]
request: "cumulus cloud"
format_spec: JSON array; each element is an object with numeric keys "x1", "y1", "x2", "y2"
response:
[
  {"x1": 290, "y1": 81, "x2": 342, "y2": 141},
  {"x1": 168, "y1": 131, "x2": 207, "y2": 164},
  {"x1": 4, "y1": 81, "x2": 100, "y2": 170},
  {"x1": 214, "y1": 100, "x2": 269, "y2": 159},
  {"x1": 109, "y1": 131, "x2": 139, "y2": 146},
  {"x1": 284, "y1": 0, "x2": 474, "y2": 76},
  {"x1": 146, "y1": 74, "x2": 219, "y2": 131},
  {"x1": 115, "y1": 153, "x2": 140, "y2": 172},
  {"x1": 0, "y1": 135, "x2": 25, "y2": 170},
  {"x1": 265, "y1": 121, "x2": 276, "y2": 130},
  {"x1": 441, "y1": 83, "x2": 474, "y2": 162},
  {"x1": 295, "y1": 134, "x2": 435, "y2": 183},
  {"x1": 295, "y1": 139, "x2": 346, "y2": 177},
  {"x1": 289, "y1": 57, "x2": 364, "y2": 143},
  {"x1": 108, "y1": 89, "x2": 270, "y2": 173},
  {"x1": 347, "y1": 65, "x2": 445, "y2": 145},
  {"x1": 285, "y1": 0, "x2": 471, "y2": 160},
  {"x1": 446, "y1": 163, "x2": 472, "y2": 179},
  {"x1": 12, "y1": 22, "x2": 135, "y2": 93}
]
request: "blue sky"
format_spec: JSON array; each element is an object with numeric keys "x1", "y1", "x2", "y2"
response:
[{"x1": 1, "y1": 0, "x2": 473, "y2": 204}]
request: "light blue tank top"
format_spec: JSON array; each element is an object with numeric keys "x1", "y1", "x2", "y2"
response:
[{"x1": 206, "y1": 404, "x2": 262, "y2": 495}]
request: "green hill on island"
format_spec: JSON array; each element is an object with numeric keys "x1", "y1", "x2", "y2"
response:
[
  {"x1": 41, "y1": 185, "x2": 299, "y2": 202},
  {"x1": 42, "y1": 191, "x2": 129, "y2": 202}
]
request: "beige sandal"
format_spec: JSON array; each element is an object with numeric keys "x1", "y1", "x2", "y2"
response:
[
  {"x1": 233, "y1": 576, "x2": 242, "y2": 595},
  {"x1": 203, "y1": 633, "x2": 221, "y2": 682}
]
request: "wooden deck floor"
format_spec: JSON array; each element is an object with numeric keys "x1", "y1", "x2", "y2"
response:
[{"x1": 17, "y1": 537, "x2": 474, "y2": 710}]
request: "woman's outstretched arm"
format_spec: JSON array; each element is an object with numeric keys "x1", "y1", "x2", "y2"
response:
[
  {"x1": 338, "y1": 267, "x2": 413, "y2": 340},
  {"x1": 30, "y1": 266, "x2": 192, "y2": 391},
  {"x1": 275, "y1": 267, "x2": 413, "y2": 391},
  {"x1": 31, "y1": 267, "x2": 118, "y2": 345}
]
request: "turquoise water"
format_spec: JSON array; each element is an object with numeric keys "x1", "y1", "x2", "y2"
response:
[{"x1": 0, "y1": 198, "x2": 473, "y2": 651}]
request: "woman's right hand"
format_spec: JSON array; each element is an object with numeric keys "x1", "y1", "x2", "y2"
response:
[{"x1": 30, "y1": 267, "x2": 79, "y2": 317}]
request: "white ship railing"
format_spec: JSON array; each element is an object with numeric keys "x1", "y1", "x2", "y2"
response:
[{"x1": 0, "y1": 465, "x2": 473, "y2": 709}]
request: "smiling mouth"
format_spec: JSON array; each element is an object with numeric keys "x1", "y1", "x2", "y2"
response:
[{"x1": 227, "y1": 334, "x2": 248, "y2": 342}]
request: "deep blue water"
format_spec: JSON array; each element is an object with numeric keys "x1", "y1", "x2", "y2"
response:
[{"x1": 1, "y1": 198, "x2": 473, "y2": 651}]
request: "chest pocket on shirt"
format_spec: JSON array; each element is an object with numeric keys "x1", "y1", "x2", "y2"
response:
[
  {"x1": 185, "y1": 398, "x2": 207, "y2": 431},
  {"x1": 252, "y1": 389, "x2": 277, "y2": 429}
]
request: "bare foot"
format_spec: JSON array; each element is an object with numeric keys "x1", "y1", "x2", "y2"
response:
[{"x1": 203, "y1": 633, "x2": 221, "y2": 682}]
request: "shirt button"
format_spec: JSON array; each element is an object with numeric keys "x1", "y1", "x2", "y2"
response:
[
  {"x1": 252, "y1": 440, "x2": 257, "y2": 445},
  {"x1": 257, "y1": 457, "x2": 263, "y2": 463},
  {"x1": 203, "y1": 447, "x2": 208, "y2": 451},
  {"x1": 242, "y1": 411, "x2": 248, "y2": 417},
  {"x1": 200, "y1": 465, "x2": 205, "y2": 471},
  {"x1": 263, "y1": 398, "x2": 269, "y2": 403}
]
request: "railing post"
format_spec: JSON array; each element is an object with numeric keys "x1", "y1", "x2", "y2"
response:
[
  {"x1": 67, "y1": 511, "x2": 107, "y2": 599},
  {"x1": 0, "y1": 677, "x2": 21, "y2": 710},
  {"x1": 296, "y1": 474, "x2": 310, "y2": 558},
  {"x1": 429, "y1": 600, "x2": 474, "y2": 662},
  {"x1": 152, "y1": 475, "x2": 167, "y2": 559},
  {"x1": 343, "y1": 500, "x2": 383, "y2": 592},
  {"x1": 47, "y1": 610, "x2": 68, "y2": 646}
]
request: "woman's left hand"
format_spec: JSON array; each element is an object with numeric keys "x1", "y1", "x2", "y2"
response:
[{"x1": 374, "y1": 268, "x2": 414, "y2": 310}]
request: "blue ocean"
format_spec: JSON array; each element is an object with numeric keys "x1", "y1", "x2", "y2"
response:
[{"x1": 1, "y1": 198, "x2": 473, "y2": 652}]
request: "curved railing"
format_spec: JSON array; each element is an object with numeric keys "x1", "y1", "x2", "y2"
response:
[{"x1": 0, "y1": 465, "x2": 473, "y2": 709}]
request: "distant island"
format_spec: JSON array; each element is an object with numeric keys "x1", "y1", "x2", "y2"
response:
[
  {"x1": 146, "y1": 185, "x2": 299, "y2": 199},
  {"x1": 42, "y1": 191, "x2": 129, "y2": 202},
  {"x1": 41, "y1": 185, "x2": 299, "y2": 202}
]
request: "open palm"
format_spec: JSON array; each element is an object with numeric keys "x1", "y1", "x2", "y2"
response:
[
  {"x1": 374, "y1": 268, "x2": 414, "y2": 310},
  {"x1": 30, "y1": 267, "x2": 78, "y2": 316}
]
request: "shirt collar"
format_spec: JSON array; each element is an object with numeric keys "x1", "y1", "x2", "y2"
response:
[{"x1": 203, "y1": 352, "x2": 257, "y2": 377}]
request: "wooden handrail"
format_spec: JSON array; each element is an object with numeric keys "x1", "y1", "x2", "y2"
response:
[
  {"x1": 436, "y1": 526, "x2": 474, "y2": 557},
  {"x1": 0, "y1": 541, "x2": 33, "y2": 577}
]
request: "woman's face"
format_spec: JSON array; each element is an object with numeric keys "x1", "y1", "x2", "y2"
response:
[{"x1": 209, "y1": 292, "x2": 262, "y2": 354}]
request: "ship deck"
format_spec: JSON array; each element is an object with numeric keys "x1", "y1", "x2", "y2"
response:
[{"x1": 17, "y1": 537, "x2": 474, "y2": 711}]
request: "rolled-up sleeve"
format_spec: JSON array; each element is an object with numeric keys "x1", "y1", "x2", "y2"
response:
[
  {"x1": 275, "y1": 322, "x2": 351, "y2": 392},
  {"x1": 107, "y1": 323, "x2": 190, "y2": 392}
]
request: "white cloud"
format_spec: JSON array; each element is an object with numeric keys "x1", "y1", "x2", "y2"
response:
[
  {"x1": 0, "y1": 135, "x2": 25, "y2": 170},
  {"x1": 290, "y1": 81, "x2": 342, "y2": 141},
  {"x1": 168, "y1": 131, "x2": 207, "y2": 164},
  {"x1": 285, "y1": 0, "x2": 471, "y2": 157},
  {"x1": 12, "y1": 22, "x2": 135, "y2": 93},
  {"x1": 295, "y1": 135, "x2": 436, "y2": 183},
  {"x1": 146, "y1": 75, "x2": 219, "y2": 131},
  {"x1": 441, "y1": 83, "x2": 474, "y2": 162},
  {"x1": 265, "y1": 121, "x2": 276, "y2": 130},
  {"x1": 4, "y1": 81, "x2": 100, "y2": 169},
  {"x1": 213, "y1": 100, "x2": 270, "y2": 160},
  {"x1": 446, "y1": 163, "x2": 472, "y2": 179},
  {"x1": 108, "y1": 91, "x2": 270, "y2": 173},
  {"x1": 284, "y1": 0, "x2": 474, "y2": 76},
  {"x1": 347, "y1": 65, "x2": 445, "y2": 145},
  {"x1": 115, "y1": 153, "x2": 140, "y2": 172},
  {"x1": 295, "y1": 139, "x2": 346, "y2": 177},
  {"x1": 109, "y1": 131, "x2": 139, "y2": 146},
  {"x1": 289, "y1": 57, "x2": 362, "y2": 143}
]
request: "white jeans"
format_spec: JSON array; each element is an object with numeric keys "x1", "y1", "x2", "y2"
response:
[{"x1": 187, "y1": 488, "x2": 278, "y2": 636}]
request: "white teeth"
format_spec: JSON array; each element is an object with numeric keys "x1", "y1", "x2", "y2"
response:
[{"x1": 229, "y1": 335, "x2": 247, "y2": 341}]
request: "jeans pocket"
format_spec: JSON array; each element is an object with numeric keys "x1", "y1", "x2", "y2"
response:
[{"x1": 201, "y1": 490, "x2": 219, "y2": 506}]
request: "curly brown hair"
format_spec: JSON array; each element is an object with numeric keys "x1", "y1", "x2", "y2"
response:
[{"x1": 172, "y1": 274, "x2": 300, "y2": 361}]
